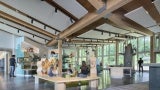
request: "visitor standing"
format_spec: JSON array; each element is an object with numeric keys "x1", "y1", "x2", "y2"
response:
[
  {"x1": 138, "y1": 58, "x2": 143, "y2": 73},
  {"x1": 9, "y1": 55, "x2": 16, "y2": 77}
]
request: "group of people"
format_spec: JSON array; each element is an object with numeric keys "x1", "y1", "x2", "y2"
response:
[
  {"x1": 41, "y1": 59, "x2": 58, "y2": 77},
  {"x1": 9, "y1": 54, "x2": 144, "y2": 78}
]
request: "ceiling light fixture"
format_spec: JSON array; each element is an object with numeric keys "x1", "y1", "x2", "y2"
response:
[
  {"x1": 70, "y1": 18, "x2": 73, "y2": 23},
  {"x1": 55, "y1": 31, "x2": 57, "y2": 34},
  {"x1": 44, "y1": 25, "x2": 46, "y2": 29},
  {"x1": 18, "y1": 29, "x2": 20, "y2": 33},
  {"x1": 31, "y1": 19, "x2": 34, "y2": 24},
  {"x1": 101, "y1": 31, "x2": 104, "y2": 35},
  {"x1": 55, "y1": 8, "x2": 58, "y2": 13}
]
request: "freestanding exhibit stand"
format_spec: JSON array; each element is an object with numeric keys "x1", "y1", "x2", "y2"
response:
[
  {"x1": 143, "y1": 63, "x2": 160, "y2": 90},
  {"x1": 109, "y1": 67, "x2": 132, "y2": 78}
]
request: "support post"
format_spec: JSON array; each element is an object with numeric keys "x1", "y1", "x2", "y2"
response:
[
  {"x1": 58, "y1": 40, "x2": 62, "y2": 76},
  {"x1": 116, "y1": 41, "x2": 119, "y2": 65},
  {"x1": 150, "y1": 36, "x2": 156, "y2": 63}
]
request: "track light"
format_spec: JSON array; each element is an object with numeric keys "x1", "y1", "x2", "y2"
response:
[
  {"x1": 17, "y1": 29, "x2": 20, "y2": 33},
  {"x1": 70, "y1": 18, "x2": 73, "y2": 23},
  {"x1": 45, "y1": 39, "x2": 47, "y2": 42},
  {"x1": 44, "y1": 25, "x2": 46, "y2": 29},
  {"x1": 55, "y1": 31, "x2": 57, "y2": 34},
  {"x1": 55, "y1": 8, "x2": 58, "y2": 13},
  {"x1": 33, "y1": 35, "x2": 35, "y2": 38},
  {"x1": 101, "y1": 31, "x2": 103, "y2": 35},
  {"x1": 31, "y1": 19, "x2": 34, "y2": 24}
]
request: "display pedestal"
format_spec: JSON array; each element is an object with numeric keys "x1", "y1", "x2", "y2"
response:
[
  {"x1": 109, "y1": 67, "x2": 132, "y2": 78},
  {"x1": 143, "y1": 63, "x2": 160, "y2": 90},
  {"x1": 149, "y1": 66, "x2": 160, "y2": 90}
]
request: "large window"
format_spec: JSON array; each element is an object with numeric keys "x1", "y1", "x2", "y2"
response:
[
  {"x1": 137, "y1": 36, "x2": 150, "y2": 70},
  {"x1": 97, "y1": 46, "x2": 102, "y2": 56},
  {"x1": 78, "y1": 48, "x2": 87, "y2": 65},
  {"x1": 103, "y1": 44, "x2": 116, "y2": 67},
  {"x1": 156, "y1": 54, "x2": 160, "y2": 63},
  {"x1": 138, "y1": 37, "x2": 145, "y2": 52}
]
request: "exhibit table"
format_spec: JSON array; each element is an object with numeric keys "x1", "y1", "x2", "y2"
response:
[
  {"x1": 22, "y1": 69, "x2": 37, "y2": 77},
  {"x1": 109, "y1": 67, "x2": 133, "y2": 78},
  {"x1": 142, "y1": 63, "x2": 160, "y2": 90},
  {"x1": 34, "y1": 74, "x2": 99, "y2": 90}
]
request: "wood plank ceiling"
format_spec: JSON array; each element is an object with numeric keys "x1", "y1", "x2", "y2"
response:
[{"x1": 1, "y1": 0, "x2": 159, "y2": 46}]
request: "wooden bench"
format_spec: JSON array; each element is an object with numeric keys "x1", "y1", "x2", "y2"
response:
[{"x1": 34, "y1": 74, "x2": 99, "y2": 90}]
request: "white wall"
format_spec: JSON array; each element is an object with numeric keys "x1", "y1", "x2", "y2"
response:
[{"x1": 0, "y1": 30, "x2": 15, "y2": 50}]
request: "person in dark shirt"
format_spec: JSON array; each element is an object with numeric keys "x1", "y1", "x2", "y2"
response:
[
  {"x1": 79, "y1": 61, "x2": 89, "y2": 77},
  {"x1": 9, "y1": 55, "x2": 16, "y2": 77},
  {"x1": 138, "y1": 58, "x2": 143, "y2": 73}
]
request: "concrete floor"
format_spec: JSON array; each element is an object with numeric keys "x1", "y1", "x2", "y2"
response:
[{"x1": 0, "y1": 70, "x2": 149, "y2": 90}]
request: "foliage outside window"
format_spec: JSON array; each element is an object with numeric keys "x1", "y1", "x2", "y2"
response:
[
  {"x1": 104, "y1": 45, "x2": 109, "y2": 55},
  {"x1": 137, "y1": 36, "x2": 150, "y2": 70},
  {"x1": 103, "y1": 57, "x2": 109, "y2": 68},
  {"x1": 155, "y1": 34, "x2": 160, "y2": 50},
  {"x1": 78, "y1": 48, "x2": 87, "y2": 65},
  {"x1": 144, "y1": 37, "x2": 150, "y2": 52},
  {"x1": 138, "y1": 37, "x2": 145, "y2": 52},
  {"x1": 156, "y1": 54, "x2": 160, "y2": 63},
  {"x1": 118, "y1": 41, "x2": 124, "y2": 53},
  {"x1": 118, "y1": 55, "x2": 124, "y2": 65},
  {"x1": 103, "y1": 44, "x2": 116, "y2": 66},
  {"x1": 97, "y1": 46, "x2": 102, "y2": 56},
  {"x1": 109, "y1": 44, "x2": 116, "y2": 55}
]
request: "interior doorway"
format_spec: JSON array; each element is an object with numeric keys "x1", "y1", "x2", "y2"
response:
[{"x1": 0, "y1": 51, "x2": 12, "y2": 74}]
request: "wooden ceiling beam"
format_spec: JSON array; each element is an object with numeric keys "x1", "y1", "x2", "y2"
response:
[
  {"x1": 45, "y1": 0, "x2": 78, "y2": 21},
  {"x1": 69, "y1": 39, "x2": 115, "y2": 44},
  {"x1": 67, "y1": 18, "x2": 106, "y2": 39},
  {"x1": 108, "y1": 8, "x2": 153, "y2": 36},
  {"x1": 88, "y1": 0, "x2": 106, "y2": 10},
  {"x1": 76, "y1": 0, "x2": 96, "y2": 12},
  {"x1": 0, "y1": 11, "x2": 56, "y2": 38},
  {"x1": 47, "y1": 0, "x2": 133, "y2": 46}
]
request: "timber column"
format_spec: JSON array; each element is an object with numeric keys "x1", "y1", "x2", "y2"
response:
[
  {"x1": 58, "y1": 40, "x2": 62, "y2": 76},
  {"x1": 150, "y1": 36, "x2": 155, "y2": 63}
]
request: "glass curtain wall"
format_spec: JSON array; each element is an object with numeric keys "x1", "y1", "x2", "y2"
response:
[
  {"x1": 78, "y1": 47, "x2": 87, "y2": 65},
  {"x1": 118, "y1": 41, "x2": 124, "y2": 65},
  {"x1": 137, "y1": 36, "x2": 150, "y2": 70},
  {"x1": 77, "y1": 36, "x2": 151, "y2": 71},
  {"x1": 103, "y1": 43, "x2": 116, "y2": 67},
  {"x1": 155, "y1": 34, "x2": 160, "y2": 63}
]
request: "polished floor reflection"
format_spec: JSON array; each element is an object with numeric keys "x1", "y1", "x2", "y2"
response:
[{"x1": 0, "y1": 70, "x2": 149, "y2": 90}]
